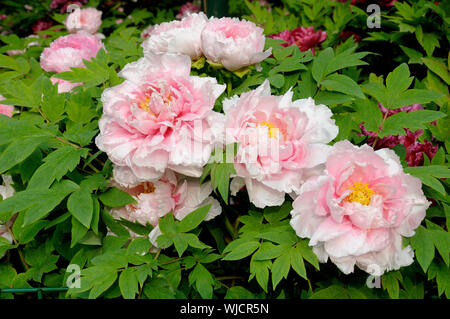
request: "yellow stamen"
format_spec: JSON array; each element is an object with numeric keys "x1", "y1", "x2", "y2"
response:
[
  {"x1": 259, "y1": 121, "x2": 281, "y2": 139},
  {"x1": 139, "y1": 96, "x2": 151, "y2": 112},
  {"x1": 345, "y1": 182, "x2": 375, "y2": 206},
  {"x1": 143, "y1": 182, "x2": 155, "y2": 194}
]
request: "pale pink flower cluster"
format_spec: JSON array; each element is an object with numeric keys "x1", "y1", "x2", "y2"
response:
[
  {"x1": 289, "y1": 141, "x2": 430, "y2": 275},
  {"x1": 95, "y1": 14, "x2": 429, "y2": 275},
  {"x1": 65, "y1": 7, "x2": 102, "y2": 34},
  {"x1": 40, "y1": 33, "x2": 104, "y2": 92},
  {"x1": 142, "y1": 14, "x2": 271, "y2": 71}
]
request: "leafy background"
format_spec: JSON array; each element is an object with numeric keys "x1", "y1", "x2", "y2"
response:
[{"x1": 0, "y1": 0, "x2": 448, "y2": 299}]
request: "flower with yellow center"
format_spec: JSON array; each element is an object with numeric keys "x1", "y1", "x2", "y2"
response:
[
  {"x1": 259, "y1": 121, "x2": 281, "y2": 139},
  {"x1": 345, "y1": 182, "x2": 375, "y2": 206}
]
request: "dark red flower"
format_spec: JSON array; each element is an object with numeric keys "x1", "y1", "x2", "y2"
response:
[
  {"x1": 339, "y1": 30, "x2": 362, "y2": 43},
  {"x1": 32, "y1": 19, "x2": 54, "y2": 34},
  {"x1": 269, "y1": 27, "x2": 327, "y2": 54},
  {"x1": 359, "y1": 103, "x2": 439, "y2": 167}
]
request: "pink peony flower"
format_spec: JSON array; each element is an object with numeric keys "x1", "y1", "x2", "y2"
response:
[
  {"x1": 200, "y1": 17, "x2": 272, "y2": 71},
  {"x1": 0, "y1": 95, "x2": 14, "y2": 117},
  {"x1": 65, "y1": 7, "x2": 102, "y2": 34},
  {"x1": 290, "y1": 140, "x2": 430, "y2": 275},
  {"x1": 176, "y1": 1, "x2": 201, "y2": 20},
  {"x1": 110, "y1": 168, "x2": 221, "y2": 228},
  {"x1": 224, "y1": 80, "x2": 338, "y2": 208},
  {"x1": 95, "y1": 53, "x2": 226, "y2": 182},
  {"x1": 360, "y1": 104, "x2": 439, "y2": 167},
  {"x1": 40, "y1": 33, "x2": 104, "y2": 73},
  {"x1": 269, "y1": 27, "x2": 327, "y2": 53},
  {"x1": 142, "y1": 13, "x2": 208, "y2": 60}
]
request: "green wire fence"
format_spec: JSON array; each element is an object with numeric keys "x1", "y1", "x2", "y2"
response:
[{"x1": 1, "y1": 288, "x2": 68, "y2": 299}]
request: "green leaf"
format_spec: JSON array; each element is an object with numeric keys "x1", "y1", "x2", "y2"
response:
[
  {"x1": 119, "y1": 268, "x2": 139, "y2": 299},
  {"x1": 382, "y1": 271, "x2": 402, "y2": 299},
  {"x1": 324, "y1": 48, "x2": 369, "y2": 75},
  {"x1": 309, "y1": 285, "x2": 349, "y2": 299},
  {"x1": 389, "y1": 89, "x2": 443, "y2": 109},
  {"x1": 0, "y1": 136, "x2": 47, "y2": 174},
  {"x1": 28, "y1": 146, "x2": 88, "y2": 189},
  {"x1": 410, "y1": 226, "x2": 437, "y2": 272},
  {"x1": 0, "y1": 74, "x2": 47, "y2": 108},
  {"x1": 422, "y1": 57, "x2": 450, "y2": 85},
  {"x1": 91, "y1": 252, "x2": 128, "y2": 269},
  {"x1": 290, "y1": 246, "x2": 307, "y2": 280},
  {"x1": 68, "y1": 186, "x2": 93, "y2": 228},
  {"x1": 381, "y1": 110, "x2": 446, "y2": 137},
  {"x1": 0, "y1": 180, "x2": 79, "y2": 225},
  {"x1": 41, "y1": 80, "x2": 65, "y2": 122},
  {"x1": 99, "y1": 187, "x2": 137, "y2": 207},
  {"x1": 223, "y1": 241, "x2": 260, "y2": 261},
  {"x1": 386, "y1": 63, "x2": 413, "y2": 96},
  {"x1": 399, "y1": 45, "x2": 423, "y2": 64},
  {"x1": 362, "y1": 82, "x2": 388, "y2": 106},
  {"x1": 188, "y1": 263, "x2": 215, "y2": 299},
  {"x1": 100, "y1": 210, "x2": 130, "y2": 237},
  {"x1": 271, "y1": 251, "x2": 290, "y2": 289},
  {"x1": 71, "y1": 217, "x2": 88, "y2": 248},
  {"x1": 249, "y1": 257, "x2": 271, "y2": 293},
  {"x1": 177, "y1": 204, "x2": 211, "y2": 233},
  {"x1": 312, "y1": 47, "x2": 334, "y2": 82},
  {"x1": 321, "y1": 74, "x2": 364, "y2": 99},
  {"x1": 268, "y1": 73, "x2": 284, "y2": 88},
  {"x1": 66, "y1": 91, "x2": 98, "y2": 124},
  {"x1": 54, "y1": 49, "x2": 110, "y2": 88},
  {"x1": 225, "y1": 286, "x2": 256, "y2": 299}
]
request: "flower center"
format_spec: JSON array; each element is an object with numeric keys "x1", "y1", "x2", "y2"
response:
[
  {"x1": 138, "y1": 90, "x2": 174, "y2": 113},
  {"x1": 345, "y1": 182, "x2": 374, "y2": 206},
  {"x1": 142, "y1": 182, "x2": 155, "y2": 194},
  {"x1": 259, "y1": 121, "x2": 281, "y2": 139}
]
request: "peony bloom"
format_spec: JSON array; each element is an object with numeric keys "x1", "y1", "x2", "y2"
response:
[
  {"x1": 95, "y1": 53, "x2": 226, "y2": 182},
  {"x1": 109, "y1": 168, "x2": 221, "y2": 245},
  {"x1": 224, "y1": 80, "x2": 339, "y2": 208},
  {"x1": 40, "y1": 33, "x2": 104, "y2": 73},
  {"x1": 110, "y1": 168, "x2": 221, "y2": 227},
  {"x1": 176, "y1": 1, "x2": 201, "y2": 20},
  {"x1": 0, "y1": 95, "x2": 14, "y2": 117},
  {"x1": 65, "y1": 7, "x2": 102, "y2": 34},
  {"x1": 142, "y1": 13, "x2": 208, "y2": 60},
  {"x1": 360, "y1": 104, "x2": 439, "y2": 167},
  {"x1": 269, "y1": 27, "x2": 327, "y2": 53},
  {"x1": 200, "y1": 17, "x2": 272, "y2": 71},
  {"x1": 290, "y1": 140, "x2": 430, "y2": 275}
]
